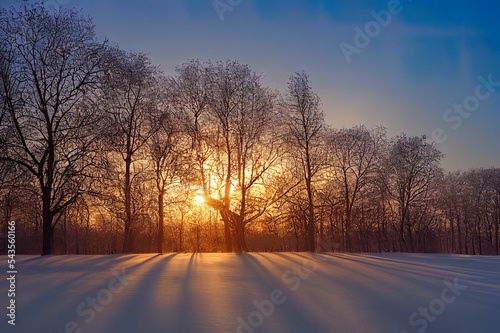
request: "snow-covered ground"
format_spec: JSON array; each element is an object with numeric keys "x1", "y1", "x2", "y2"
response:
[{"x1": 1, "y1": 253, "x2": 499, "y2": 333}]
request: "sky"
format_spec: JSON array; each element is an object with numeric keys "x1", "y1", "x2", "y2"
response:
[{"x1": 4, "y1": 0, "x2": 500, "y2": 171}]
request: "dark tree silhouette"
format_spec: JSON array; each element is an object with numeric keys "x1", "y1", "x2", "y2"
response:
[{"x1": 0, "y1": 2, "x2": 108, "y2": 254}]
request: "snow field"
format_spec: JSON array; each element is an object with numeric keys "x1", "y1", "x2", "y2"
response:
[{"x1": 0, "y1": 253, "x2": 499, "y2": 333}]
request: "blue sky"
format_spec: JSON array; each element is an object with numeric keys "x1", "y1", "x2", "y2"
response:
[{"x1": 6, "y1": 0, "x2": 500, "y2": 170}]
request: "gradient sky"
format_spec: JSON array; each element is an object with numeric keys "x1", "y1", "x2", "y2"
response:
[{"x1": 5, "y1": 0, "x2": 500, "y2": 171}]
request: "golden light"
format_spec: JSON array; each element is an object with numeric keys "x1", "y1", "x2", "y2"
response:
[{"x1": 195, "y1": 195, "x2": 205, "y2": 205}]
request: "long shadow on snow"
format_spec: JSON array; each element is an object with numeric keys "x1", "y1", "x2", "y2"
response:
[{"x1": 25, "y1": 253, "x2": 167, "y2": 332}]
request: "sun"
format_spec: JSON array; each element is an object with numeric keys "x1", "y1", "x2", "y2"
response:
[{"x1": 195, "y1": 195, "x2": 205, "y2": 205}]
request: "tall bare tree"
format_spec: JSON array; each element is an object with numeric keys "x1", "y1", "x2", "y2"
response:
[
  {"x1": 101, "y1": 50, "x2": 161, "y2": 253},
  {"x1": 204, "y1": 61, "x2": 280, "y2": 252},
  {"x1": 148, "y1": 90, "x2": 189, "y2": 253},
  {"x1": 283, "y1": 71, "x2": 325, "y2": 252},
  {"x1": 0, "y1": 2, "x2": 107, "y2": 254},
  {"x1": 327, "y1": 125, "x2": 385, "y2": 251},
  {"x1": 384, "y1": 134, "x2": 443, "y2": 251},
  {"x1": 175, "y1": 60, "x2": 281, "y2": 252}
]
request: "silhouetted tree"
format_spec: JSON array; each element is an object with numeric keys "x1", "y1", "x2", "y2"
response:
[
  {"x1": 0, "y1": 2, "x2": 108, "y2": 254},
  {"x1": 282, "y1": 71, "x2": 325, "y2": 252},
  {"x1": 101, "y1": 50, "x2": 161, "y2": 253},
  {"x1": 384, "y1": 135, "x2": 443, "y2": 251}
]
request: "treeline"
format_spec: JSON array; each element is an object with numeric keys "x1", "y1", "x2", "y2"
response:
[{"x1": 0, "y1": 3, "x2": 499, "y2": 255}]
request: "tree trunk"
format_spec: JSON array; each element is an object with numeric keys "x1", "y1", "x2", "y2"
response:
[
  {"x1": 399, "y1": 214, "x2": 405, "y2": 252},
  {"x1": 196, "y1": 225, "x2": 200, "y2": 252},
  {"x1": 41, "y1": 188, "x2": 54, "y2": 255},
  {"x1": 464, "y1": 224, "x2": 469, "y2": 254},
  {"x1": 122, "y1": 156, "x2": 134, "y2": 253},
  {"x1": 220, "y1": 208, "x2": 247, "y2": 253},
  {"x1": 179, "y1": 217, "x2": 184, "y2": 252},
  {"x1": 477, "y1": 224, "x2": 482, "y2": 255},
  {"x1": 236, "y1": 220, "x2": 248, "y2": 252},
  {"x1": 293, "y1": 221, "x2": 300, "y2": 251},
  {"x1": 407, "y1": 224, "x2": 414, "y2": 252},
  {"x1": 224, "y1": 219, "x2": 232, "y2": 252},
  {"x1": 305, "y1": 173, "x2": 315, "y2": 251},
  {"x1": 63, "y1": 211, "x2": 68, "y2": 255},
  {"x1": 157, "y1": 190, "x2": 165, "y2": 253},
  {"x1": 495, "y1": 209, "x2": 499, "y2": 255},
  {"x1": 345, "y1": 208, "x2": 352, "y2": 252},
  {"x1": 457, "y1": 215, "x2": 463, "y2": 254}
]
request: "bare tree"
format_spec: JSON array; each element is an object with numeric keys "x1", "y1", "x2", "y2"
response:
[
  {"x1": 384, "y1": 134, "x2": 443, "y2": 252},
  {"x1": 0, "y1": 2, "x2": 108, "y2": 254},
  {"x1": 282, "y1": 71, "x2": 325, "y2": 252},
  {"x1": 175, "y1": 60, "x2": 282, "y2": 252},
  {"x1": 456, "y1": 168, "x2": 500, "y2": 255},
  {"x1": 148, "y1": 90, "x2": 189, "y2": 253},
  {"x1": 491, "y1": 168, "x2": 500, "y2": 255},
  {"x1": 203, "y1": 61, "x2": 280, "y2": 252},
  {"x1": 101, "y1": 50, "x2": 161, "y2": 253},
  {"x1": 327, "y1": 125, "x2": 385, "y2": 252}
]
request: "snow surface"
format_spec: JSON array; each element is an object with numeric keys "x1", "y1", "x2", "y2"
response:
[{"x1": 1, "y1": 253, "x2": 499, "y2": 333}]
